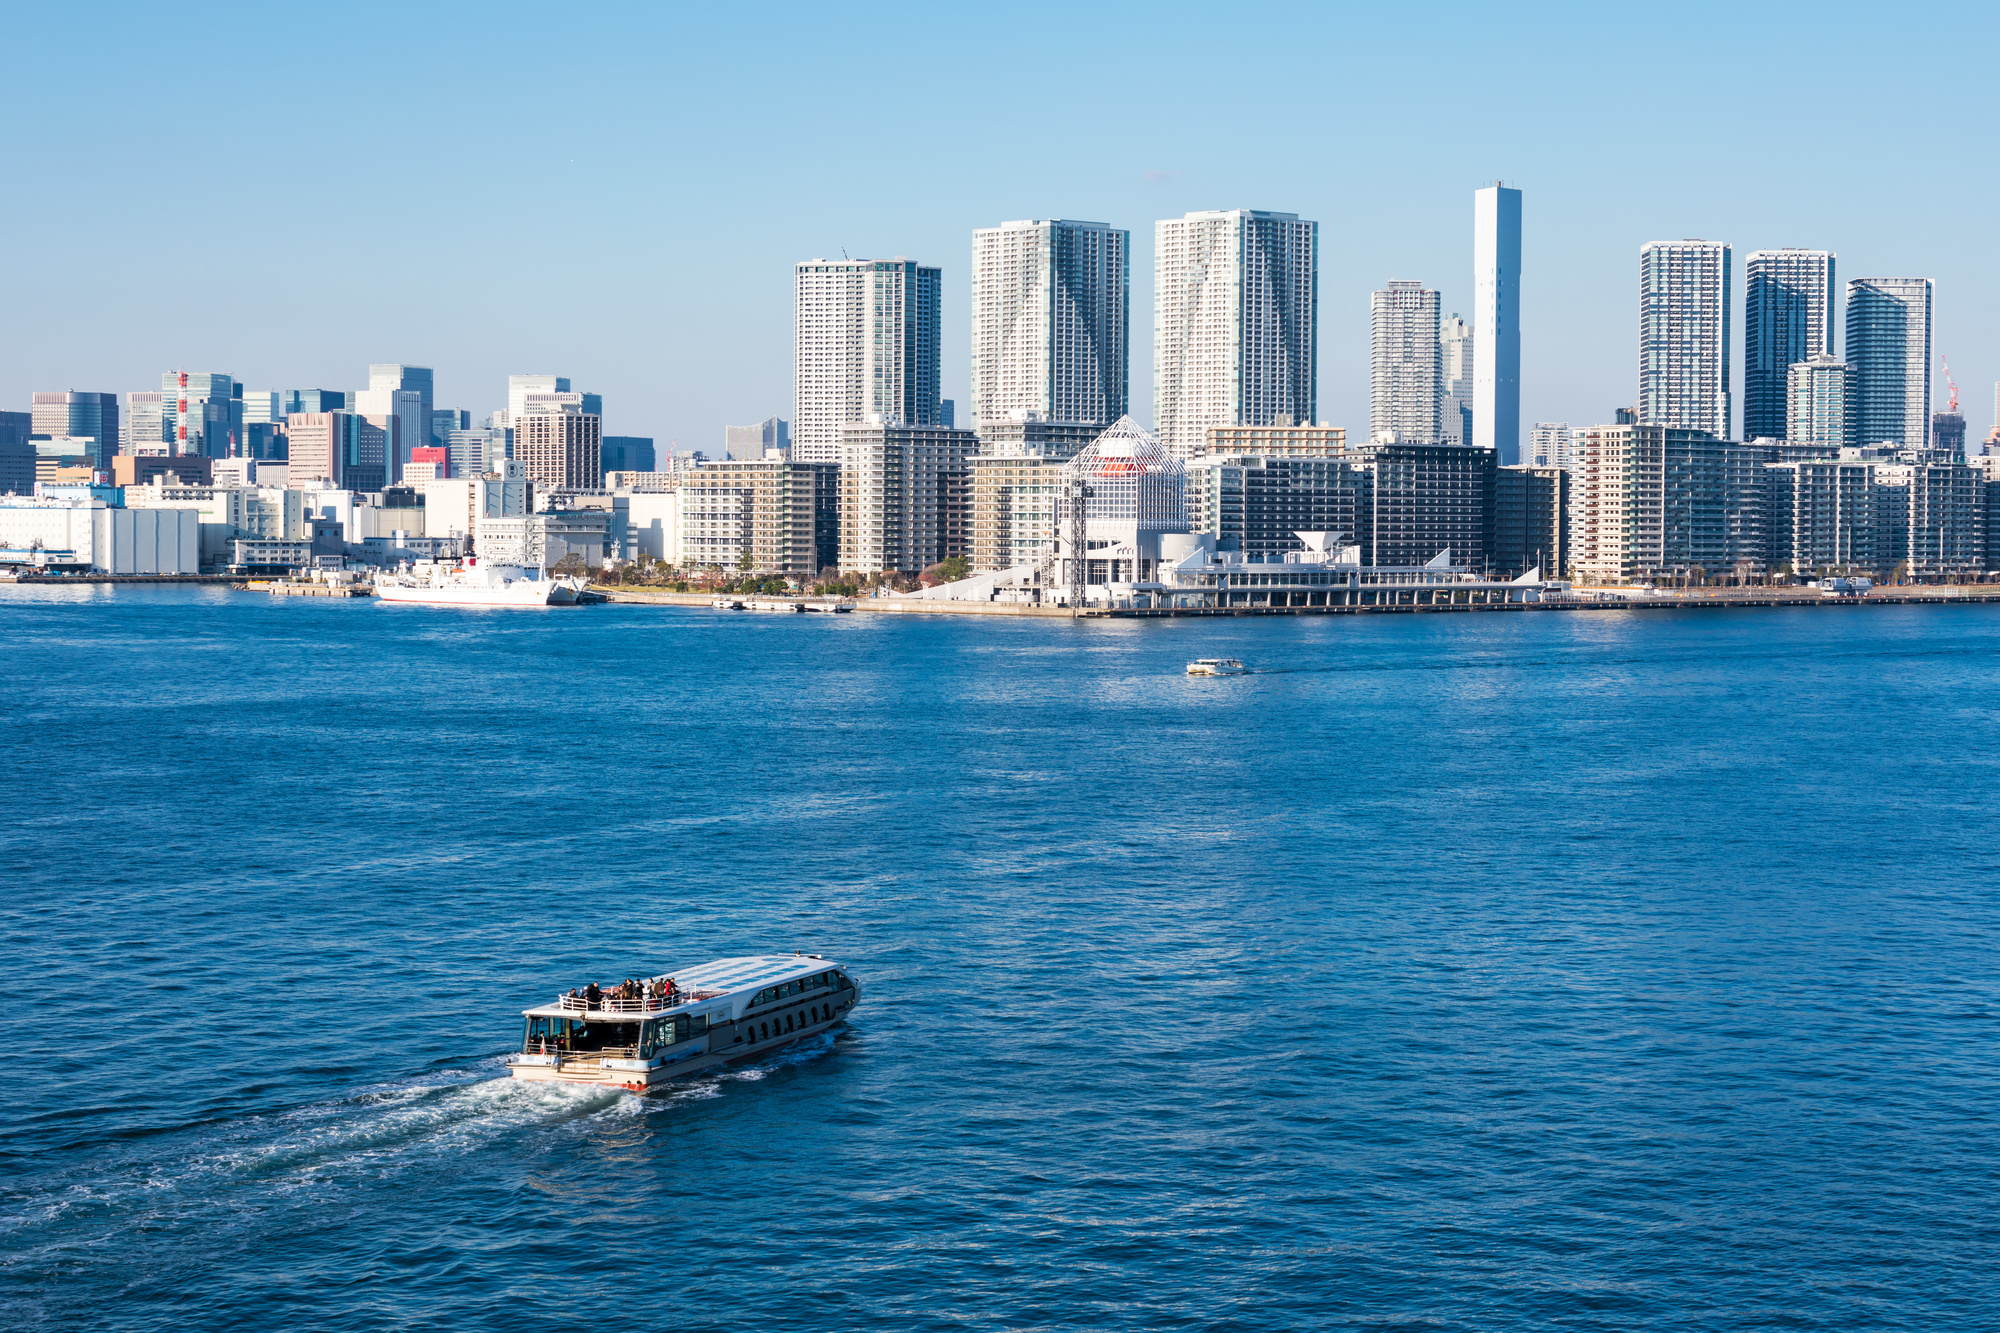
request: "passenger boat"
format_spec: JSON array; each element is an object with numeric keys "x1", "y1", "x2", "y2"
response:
[
  {"x1": 505, "y1": 954, "x2": 861, "y2": 1092},
  {"x1": 375, "y1": 557, "x2": 587, "y2": 607},
  {"x1": 1186, "y1": 658, "x2": 1248, "y2": 676}
]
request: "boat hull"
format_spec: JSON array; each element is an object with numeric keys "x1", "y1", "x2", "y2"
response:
[
  {"x1": 508, "y1": 1014, "x2": 848, "y2": 1092},
  {"x1": 376, "y1": 582, "x2": 565, "y2": 607}
]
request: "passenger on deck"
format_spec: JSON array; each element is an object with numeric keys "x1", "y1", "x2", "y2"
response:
[{"x1": 585, "y1": 981, "x2": 601, "y2": 1008}]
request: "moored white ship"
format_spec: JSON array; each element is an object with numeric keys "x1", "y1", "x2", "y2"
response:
[
  {"x1": 375, "y1": 557, "x2": 586, "y2": 607},
  {"x1": 506, "y1": 954, "x2": 861, "y2": 1091}
]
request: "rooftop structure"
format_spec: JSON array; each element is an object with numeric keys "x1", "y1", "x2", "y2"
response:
[{"x1": 1054, "y1": 417, "x2": 1188, "y2": 585}]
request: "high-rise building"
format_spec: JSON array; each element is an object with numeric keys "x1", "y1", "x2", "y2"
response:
[
  {"x1": 1844, "y1": 278, "x2": 1932, "y2": 450},
  {"x1": 30, "y1": 392, "x2": 121, "y2": 469},
  {"x1": 676, "y1": 459, "x2": 825, "y2": 577},
  {"x1": 0, "y1": 411, "x2": 33, "y2": 495},
  {"x1": 359, "y1": 366, "x2": 431, "y2": 482},
  {"x1": 601, "y1": 436, "x2": 656, "y2": 476},
  {"x1": 1764, "y1": 460, "x2": 1877, "y2": 574},
  {"x1": 159, "y1": 372, "x2": 239, "y2": 457},
  {"x1": 1493, "y1": 465, "x2": 1569, "y2": 578},
  {"x1": 447, "y1": 427, "x2": 510, "y2": 479},
  {"x1": 1573, "y1": 424, "x2": 1764, "y2": 583},
  {"x1": 286, "y1": 412, "x2": 387, "y2": 492},
  {"x1": 1439, "y1": 313, "x2": 1474, "y2": 445},
  {"x1": 1786, "y1": 356, "x2": 1849, "y2": 449},
  {"x1": 1154, "y1": 209, "x2": 1317, "y2": 460},
  {"x1": 285, "y1": 389, "x2": 347, "y2": 415},
  {"x1": 514, "y1": 402, "x2": 602, "y2": 491},
  {"x1": 1472, "y1": 185, "x2": 1522, "y2": 462},
  {"x1": 124, "y1": 392, "x2": 165, "y2": 453},
  {"x1": 1529, "y1": 423, "x2": 1575, "y2": 470},
  {"x1": 725, "y1": 417, "x2": 789, "y2": 460},
  {"x1": 1350, "y1": 438, "x2": 1496, "y2": 568},
  {"x1": 1932, "y1": 412, "x2": 1967, "y2": 460},
  {"x1": 1743, "y1": 249, "x2": 1835, "y2": 441},
  {"x1": 970, "y1": 218, "x2": 1129, "y2": 432},
  {"x1": 794, "y1": 258, "x2": 943, "y2": 464},
  {"x1": 1639, "y1": 240, "x2": 1732, "y2": 436},
  {"x1": 1370, "y1": 281, "x2": 1440, "y2": 443},
  {"x1": 1185, "y1": 454, "x2": 1371, "y2": 562},
  {"x1": 431, "y1": 409, "x2": 469, "y2": 448}
]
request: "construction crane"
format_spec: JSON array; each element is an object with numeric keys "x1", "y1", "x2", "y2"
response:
[{"x1": 1942, "y1": 355, "x2": 1959, "y2": 414}]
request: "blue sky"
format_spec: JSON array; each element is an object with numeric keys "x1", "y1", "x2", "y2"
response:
[{"x1": 5, "y1": 0, "x2": 1995, "y2": 448}]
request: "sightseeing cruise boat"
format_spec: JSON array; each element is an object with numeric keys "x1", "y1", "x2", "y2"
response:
[
  {"x1": 506, "y1": 954, "x2": 862, "y2": 1092},
  {"x1": 1186, "y1": 658, "x2": 1248, "y2": 676},
  {"x1": 375, "y1": 557, "x2": 587, "y2": 607}
]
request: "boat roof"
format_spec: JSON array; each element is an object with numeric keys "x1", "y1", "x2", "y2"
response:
[{"x1": 521, "y1": 953, "x2": 846, "y2": 1020}]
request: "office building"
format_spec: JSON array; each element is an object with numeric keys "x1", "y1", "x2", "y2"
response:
[
  {"x1": 1844, "y1": 278, "x2": 1932, "y2": 449},
  {"x1": 112, "y1": 455, "x2": 212, "y2": 488},
  {"x1": 1764, "y1": 460, "x2": 1877, "y2": 574},
  {"x1": 1154, "y1": 209, "x2": 1317, "y2": 459},
  {"x1": 30, "y1": 392, "x2": 121, "y2": 469},
  {"x1": 421, "y1": 462, "x2": 530, "y2": 543},
  {"x1": 970, "y1": 218, "x2": 1129, "y2": 432},
  {"x1": 1473, "y1": 185, "x2": 1522, "y2": 462},
  {"x1": 725, "y1": 417, "x2": 789, "y2": 460},
  {"x1": 1786, "y1": 356, "x2": 1849, "y2": 449},
  {"x1": 1529, "y1": 423, "x2": 1575, "y2": 470},
  {"x1": 285, "y1": 412, "x2": 388, "y2": 492},
  {"x1": 941, "y1": 399, "x2": 954, "y2": 428},
  {"x1": 447, "y1": 427, "x2": 510, "y2": 479},
  {"x1": 1639, "y1": 240, "x2": 1732, "y2": 436},
  {"x1": 504, "y1": 374, "x2": 591, "y2": 425},
  {"x1": 837, "y1": 421, "x2": 976, "y2": 574},
  {"x1": 0, "y1": 412, "x2": 32, "y2": 495},
  {"x1": 1186, "y1": 454, "x2": 1370, "y2": 562},
  {"x1": 1203, "y1": 423, "x2": 1348, "y2": 457},
  {"x1": 159, "y1": 372, "x2": 239, "y2": 457},
  {"x1": 515, "y1": 403, "x2": 601, "y2": 491},
  {"x1": 601, "y1": 436, "x2": 656, "y2": 476},
  {"x1": 794, "y1": 259, "x2": 943, "y2": 464},
  {"x1": 1440, "y1": 313, "x2": 1474, "y2": 445},
  {"x1": 676, "y1": 458, "x2": 824, "y2": 577},
  {"x1": 241, "y1": 391, "x2": 282, "y2": 429},
  {"x1": 1743, "y1": 249, "x2": 1835, "y2": 442},
  {"x1": 1573, "y1": 424, "x2": 1764, "y2": 583},
  {"x1": 368, "y1": 366, "x2": 433, "y2": 475},
  {"x1": 285, "y1": 389, "x2": 348, "y2": 415},
  {"x1": 124, "y1": 392, "x2": 165, "y2": 453},
  {"x1": 1370, "y1": 282, "x2": 1441, "y2": 443},
  {"x1": 1493, "y1": 465, "x2": 1569, "y2": 578}
]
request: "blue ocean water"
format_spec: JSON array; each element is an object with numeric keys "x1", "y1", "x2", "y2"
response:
[{"x1": 4, "y1": 586, "x2": 1999, "y2": 1330}]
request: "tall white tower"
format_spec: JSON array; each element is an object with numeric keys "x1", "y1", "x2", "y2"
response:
[
  {"x1": 1639, "y1": 239, "x2": 1732, "y2": 436},
  {"x1": 1370, "y1": 281, "x2": 1441, "y2": 442},
  {"x1": 1472, "y1": 185, "x2": 1521, "y2": 462},
  {"x1": 1154, "y1": 209, "x2": 1318, "y2": 460},
  {"x1": 970, "y1": 219, "x2": 1129, "y2": 432},
  {"x1": 793, "y1": 258, "x2": 942, "y2": 464}
]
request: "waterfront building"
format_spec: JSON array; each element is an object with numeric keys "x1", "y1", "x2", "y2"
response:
[
  {"x1": 601, "y1": 436, "x2": 656, "y2": 477},
  {"x1": 1185, "y1": 454, "x2": 1370, "y2": 562},
  {"x1": 31, "y1": 391, "x2": 121, "y2": 469},
  {"x1": 1572, "y1": 424, "x2": 1764, "y2": 583},
  {"x1": 1845, "y1": 278, "x2": 1932, "y2": 449},
  {"x1": 1764, "y1": 460, "x2": 1878, "y2": 574},
  {"x1": 1873, "y1": 462, "x2": 1983, "y2": 578},
  {"x1": 124, "y1": 482, "x2": 304, "y2": 569},
  {"x1": 0, "y1": 495, "x2": 199, "y2": 573},
  {"x1": 968, "y1": 454, "x2": 1063, "y2": 572},
  {"x1": 1493, "y1": 465, "x2": 1569, "y2": 578},
  {"x1": 1154, "y1": 209, "x2": 1317, "y2": 460},
  {"x1": 514, "y1": 400, "x2": 602, "y2": 490},
  {"x1": 1786, "y1": 356, "x2": 1849, "y2": 449},
  {"x1": 970, "y1": 218, "x2": 1128, "y2": 433},
  {"x1": 1440, "y1": 313, "x2": 1474, "y2": 446},
  {"x1": 1371, "y1": 282, "x2": 1441, "y2": 443},
  {"x1": 1345, "y1": 439, "x2": 1496, "y2": 569},
  {"x1": 1744, "y1": 249, "x2": 1836, "y2": 443},
  {"x1": 1052, "y1": 418, "x2": 1188, "y2": 584},
  {"x1": 1473, "y1": 185, "x2": 1522, "y2": 462},
  {"x1": 476, "y1": 509, "x2": 610, "y2": 571},
  {"x1": 1529, "y1": 423, "x2": 1574, "y2": 470},
  {"x1": 124, "y1": 392, "x2": 165, "y2": 453},
  {"x1": 725, "y1": 417, "x2": 789, "y2": 460},
  {"x1": 1639, "y1": 240, "x2": 1732, "y2": 436},
  {"x1": 794, "y1": 259, "x2": 943, "y2": 464},
  {"x1": 286, "y1": 412, "x2": 388, "y2": 492},
  {"x1": 837, "y1": 421, "x2": 976, "y2": 574},
  {"x1": 159, "y1": 372, "x2": 237, "y2": 457},
  {"x1": 676, "y1": 458, "x2": 823, "y2": 577}
]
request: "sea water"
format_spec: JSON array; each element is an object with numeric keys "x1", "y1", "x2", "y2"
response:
[{"x1": 3, "y1": 586, "x2": 1998, "y2": 1329}]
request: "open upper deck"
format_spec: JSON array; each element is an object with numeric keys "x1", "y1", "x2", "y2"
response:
[{"x1": 522, "y1": 954, "x2": 850, "y2": 1023}]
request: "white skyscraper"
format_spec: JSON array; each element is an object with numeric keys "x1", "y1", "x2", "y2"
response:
[
  {"x1": 1154, "y1": 209, "x2": 1317, "y2": 460},
  {"x1": 1529, "y1": 422, "x2": 1574, "y2": 469},
  {"x1": 1473, "y1": 185, "x2": 1521, "y2": 462},
  {"x1": 1370, "y1": 281, "x2": 1441, "y2": 442},
  {"x1": 970, "y1": 219, "x2": 1129, "y2": 432},
  {"x1": 1786, "y1": 356, "x2": 1849, "y2": 448},
  {"x1": 793, "y1": 258, "x2": 942, "y2": 464},
  {"x1": 1743, "y1": 249, "x2": 1835, "y2": 441},
  {"x1": 1844, "y1": 277, "x2": 1932, "y2": 449},
  {"x1": 1639, "y1": 239, "x2": 1732, "y2": 436},
  {"x1": 1439, "y1": 314, "x2": 1474, "y2": 445}
]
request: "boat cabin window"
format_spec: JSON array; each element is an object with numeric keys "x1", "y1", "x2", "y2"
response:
[
  {"x1": 522, "y1": 1015, "x2": 640, "y2": 1055},
  {"x1": 640, "y1": 1013, "x2": 709, "y2": 1056}
]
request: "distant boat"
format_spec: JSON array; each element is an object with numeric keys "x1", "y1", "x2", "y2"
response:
[
  {"x1": 1186, "y1": 658, "x2": 1247, "y2": 676},
  {"x1": 375, "y1": 558, "x2": 585, "y2": 607}
]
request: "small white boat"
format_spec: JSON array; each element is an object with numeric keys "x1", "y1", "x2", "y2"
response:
[
  {"x1": 1186, "y1": 658, "x2": 1248, "y2": 676},
  {"x1": 375, "y1": 557, "x2": 587, "y2": 607},
  {"x1": 749, "y1": 598, "x2": 803, "y2": 612},
  {"x1": 507, "y1": 954, "x2": 861, "y2": 1092},
  {"x1": 711, "y1": 595, "x2": 744, "y2": 610}
]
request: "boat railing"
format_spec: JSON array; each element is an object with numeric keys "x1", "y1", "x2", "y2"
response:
[{"x1": 553, "y1": 987, "x2": 725, "y2": 1014}]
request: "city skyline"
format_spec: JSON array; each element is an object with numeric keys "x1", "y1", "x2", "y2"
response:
[{"x1": 3, "y1": 2, "x2": 1993, "y2": 450}]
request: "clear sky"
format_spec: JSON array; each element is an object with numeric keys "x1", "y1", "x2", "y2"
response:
[{"x1": 5, "y1": 0, "x2": 1995, "y2": 448}]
